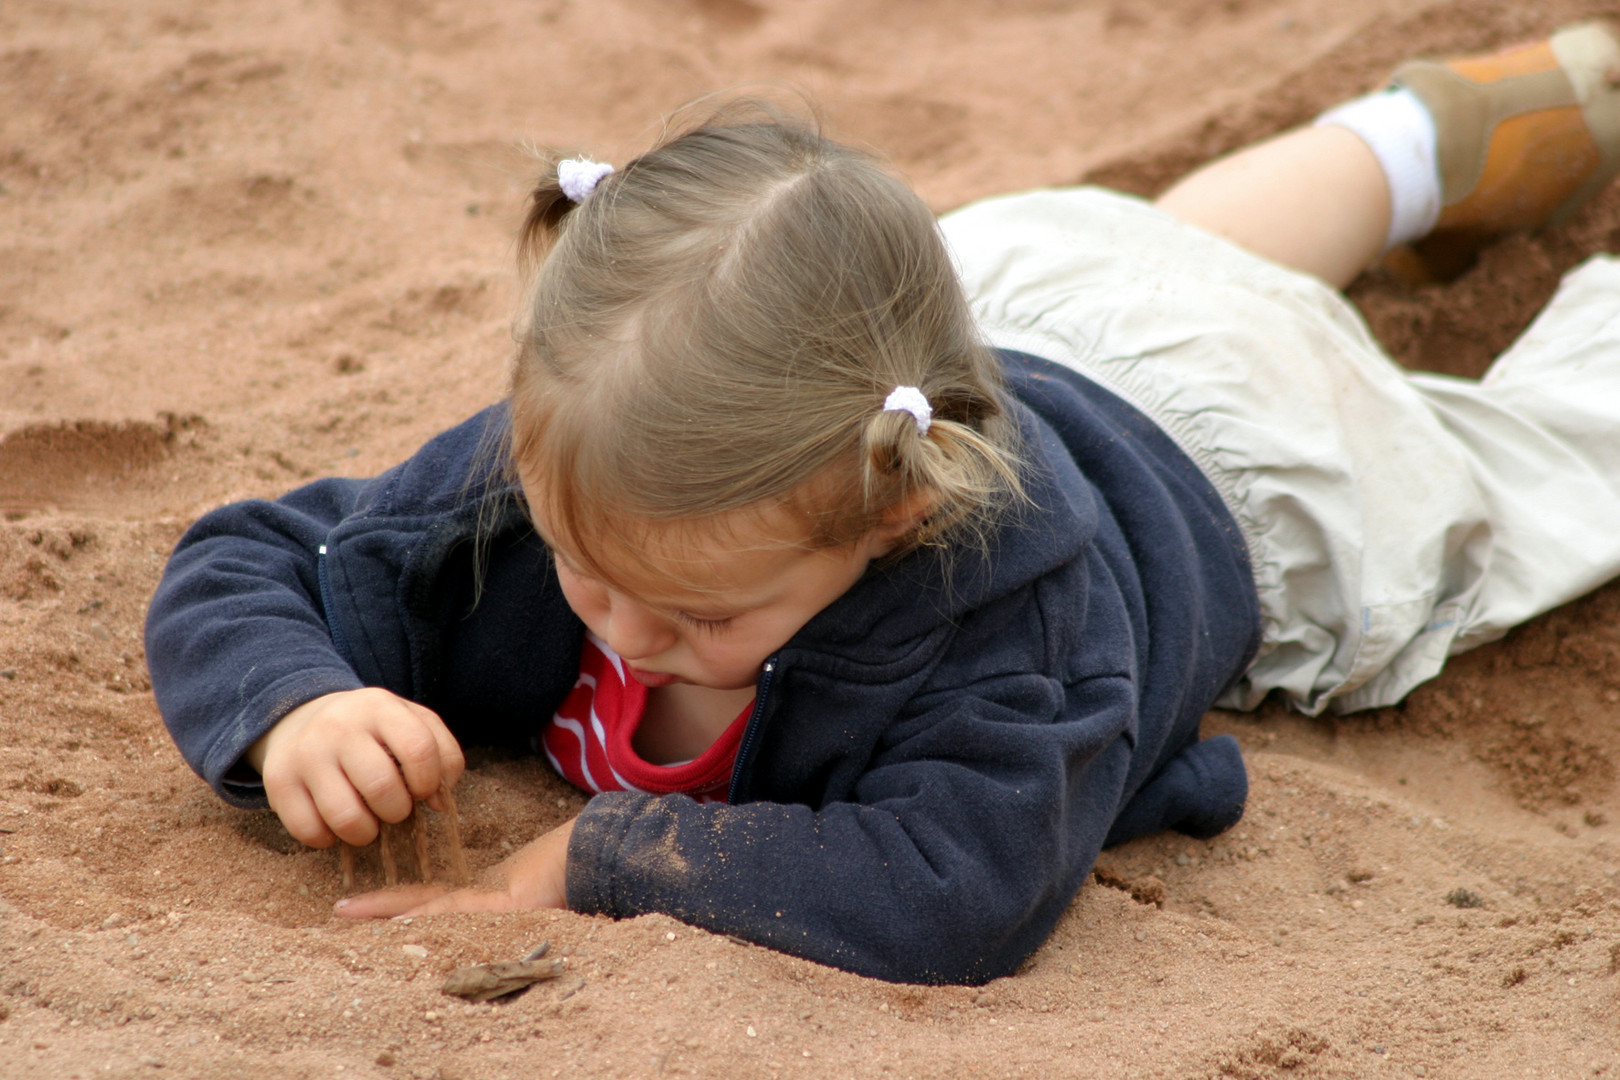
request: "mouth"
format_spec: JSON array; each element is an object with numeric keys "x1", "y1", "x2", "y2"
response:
[{"x1": 626, "y1": 665, "x2": 681, "y2": 688}]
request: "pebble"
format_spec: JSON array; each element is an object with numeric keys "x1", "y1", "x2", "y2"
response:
[
  {"x1": 746, "y1": 1025, "x2": 757, "y2": 1037},
  {"x1": 138, "y1": 1056, "x2": 164, "y2": 1069},
  {"x1": 401, "y1": 945, "x2": 428, "y2": 959},
  {"x1": 375, "y1": 1050, "x2": 397, "y2": 1067},
  {"x1": 101, "y1": 913, "x2": 129, "y2": 930}
]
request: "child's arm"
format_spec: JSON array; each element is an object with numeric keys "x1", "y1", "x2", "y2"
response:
[
  {"x1": 329, "y1": 669, "x2": 1146, "y2": 984},
  {"x1": 145, "y1": 471, "x2": 464, "y2": 839}
]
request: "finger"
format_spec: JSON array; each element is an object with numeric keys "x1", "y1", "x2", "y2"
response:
[
  {"x1": 338, "y1": 739, "x2": 417, "y2": 825},
  {"x1": 427, "y1": 718, "x2": 465, "y2": 795},
  {"x1": 263, "y1": 776, "x2": 338, "y2": 849},
  {"x1": 333, "y1": 884, "x2": 448, "y2": 919},
  {"x1": 305, "y1": 763, "x2": 383, "y2": 847},
  {"x1": 383, "y1": 704, "x2": 459, "y2": 803},
  {"x1": 398, "y1": 888, "x2": 522, "y2": 917}
]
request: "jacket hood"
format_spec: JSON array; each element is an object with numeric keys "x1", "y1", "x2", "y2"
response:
[{"x1": 792, "y1": 403, "x2": 1094, "y2": 658}]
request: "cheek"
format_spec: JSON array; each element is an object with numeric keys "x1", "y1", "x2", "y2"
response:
[{"x1": 554, "y1": 564, "x2": 605, "y2": 621}]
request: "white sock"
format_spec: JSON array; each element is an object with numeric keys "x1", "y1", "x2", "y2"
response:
[{"x1": 1315, "y1": 87, "x2": 1442, "y2": 250}]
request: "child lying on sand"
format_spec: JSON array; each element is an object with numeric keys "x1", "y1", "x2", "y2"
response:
[{"x1": 148, "y1": 24, "x2": 1620, "y2": 983}]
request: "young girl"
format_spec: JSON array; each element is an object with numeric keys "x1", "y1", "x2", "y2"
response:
[{"x1": 147, "y1": 23, "x2": 1620, "y2": 985}]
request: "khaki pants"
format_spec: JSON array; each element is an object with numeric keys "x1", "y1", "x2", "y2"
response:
[{"x1": 942, "y1": 188, "x2": 1620, "y2": 714}]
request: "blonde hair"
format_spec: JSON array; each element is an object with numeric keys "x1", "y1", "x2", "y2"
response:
[{"x1": 508, "y1": 102, "x2": 1023, "y2": 586}]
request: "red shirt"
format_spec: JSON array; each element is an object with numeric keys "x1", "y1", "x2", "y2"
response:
[{"x1": 541, "y1": 634, "x2": 751, "y2": 803}]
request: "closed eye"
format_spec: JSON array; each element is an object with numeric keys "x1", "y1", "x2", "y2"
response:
[{"x1": 674, "y1": 611, "x2": 734, "y2": 634}]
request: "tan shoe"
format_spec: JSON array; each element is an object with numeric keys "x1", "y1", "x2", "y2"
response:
[{"x1": 1384, "y1": 22, "x2": 1620, "y2": 283}]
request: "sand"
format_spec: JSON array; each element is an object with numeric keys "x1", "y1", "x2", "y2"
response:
[{"x1": 3, "y1": 0, "x2": 1619, "y2": 1077}]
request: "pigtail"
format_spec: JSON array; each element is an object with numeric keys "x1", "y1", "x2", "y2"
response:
[
  {"x1": 518, "y1": 151, "x2": 615, "y2": 277},
  {"x1": 859, "y1": 384, "x2": 1025, "y2": 555}
]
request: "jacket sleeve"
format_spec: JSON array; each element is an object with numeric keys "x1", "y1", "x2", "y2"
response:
[
  {"x1": 567, "y1": 672, "x2": 1136, "y2": 985},
  {"x1": 145, "y1": 476, "x2": 376, "y2": 806},
  {"x1": 565, "y1": 565, "x2": 1142, "y2": 985}
]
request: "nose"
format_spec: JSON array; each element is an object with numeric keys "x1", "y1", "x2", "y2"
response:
[{"x1": 600, "y1": 593, "x2": 675, "y2": 661}]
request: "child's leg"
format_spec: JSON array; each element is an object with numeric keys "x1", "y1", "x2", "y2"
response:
[
  {"x1": 1156, "y1": 22, "x2": 1620, "y2": 289},
  {"x1": 1404, "y1": 258, "x2": 1620, "y2": 651},
  {"x1": 1153, "y1": 126, "x2": 1390, "y2": 289}
]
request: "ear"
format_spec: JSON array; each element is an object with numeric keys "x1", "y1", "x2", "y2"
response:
[{"x1": 867, "y1": 488, "x2": 937, "y2": 555}]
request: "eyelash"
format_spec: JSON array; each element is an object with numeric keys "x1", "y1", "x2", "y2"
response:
[
  {"x1": 674, "y1": 612, "x2": 734, "y2": 634},
  {"x1": 551, "y1": 552, "x2": 735, "y2": 634}
]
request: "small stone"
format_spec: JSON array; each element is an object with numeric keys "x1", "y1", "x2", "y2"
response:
[
  {"x1": 423, "y1": 1011, "x2": 439, "y2": 1022},
  {"x1": 746, "y1": 1025, "x2": 757, "y2": 1037},
  {"x1": 402, "y1": 945, "x2": 428, "y2": 959},
  {"x1": 101, "y1": 913, "x2": 129, "y2": 931},
  {"x1": 666, "y1": 932, "x2": 676, "y2": 941},
  {"x1": 139, "y1": 1056, "x2": 164, "y2": 1069},
  {"x1": 1175, "y1": 854, "x2": 1190, "y2": 866}
]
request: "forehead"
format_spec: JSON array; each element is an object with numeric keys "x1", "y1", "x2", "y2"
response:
[{"x1": 521, "y1": 473, "x2": 815, "y2": 602}]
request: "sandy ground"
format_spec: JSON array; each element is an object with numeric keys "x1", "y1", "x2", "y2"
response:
[{"x1": 3, "y1": 0, "x2": 1620, "y2": 1077}]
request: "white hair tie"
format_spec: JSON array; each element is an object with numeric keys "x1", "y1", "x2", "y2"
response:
[
  {"x1": 883, "y1": 386, "x2": 932, "y2": 436},
  {"x1": 557, "y1": 158, "x2": 615, "y2": 203}
]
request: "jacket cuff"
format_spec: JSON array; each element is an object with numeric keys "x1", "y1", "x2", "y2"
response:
[
  {"x1": 564, "y1": 791, "x2": 651, "y2": 915},
  {"x1": 1104, "y1": 734, "x2": 1248, "y2": 846}
]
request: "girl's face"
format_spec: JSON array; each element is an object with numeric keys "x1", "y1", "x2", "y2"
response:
[{"x1": 527, "y1": 494, "x2": 898, "y2": 691}]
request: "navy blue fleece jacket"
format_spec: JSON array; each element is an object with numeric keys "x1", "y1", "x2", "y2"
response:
[{"x1": 145, "y1": 350, "x2": 1260, "y2": 985}]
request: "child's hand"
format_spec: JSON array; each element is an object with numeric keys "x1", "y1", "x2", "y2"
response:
[
  {"x1": 332, "y1": 818, "x2": 576, "y2": 918},
  {"x1": 247, "y1": 687, "x2": 465, "y2": 849}
]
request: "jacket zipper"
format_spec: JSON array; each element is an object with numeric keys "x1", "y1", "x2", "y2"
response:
[
  {"x1": 316, "y1": 543, "x2": 354, "y2": 666},
  {"x1": 727, "y1": 655, "x2": 778, "y2": 804}
]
